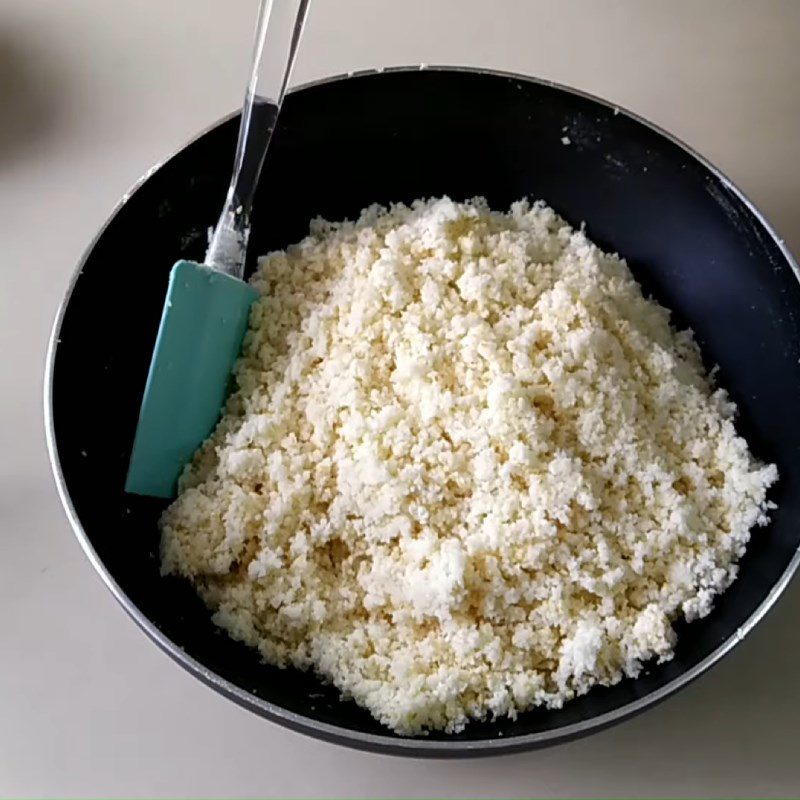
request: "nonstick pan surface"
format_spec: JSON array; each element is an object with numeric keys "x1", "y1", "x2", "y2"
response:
[{"x1": 46, "y1": 67, "x2": 800, "y2": 756}]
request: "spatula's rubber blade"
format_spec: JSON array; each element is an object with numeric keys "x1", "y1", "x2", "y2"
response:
[{"x1": 125, "y1": 260, "x2": 258, "y2": 498}]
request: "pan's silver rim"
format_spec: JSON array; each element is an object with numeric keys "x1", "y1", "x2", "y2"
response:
[{"x1": 44, "y1": 64, "x2": 800, "y2": 756}]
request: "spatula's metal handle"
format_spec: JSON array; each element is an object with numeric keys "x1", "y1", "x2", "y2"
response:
[{"x1": 205, "y1": 0, "x2": 310, "y2": 278}]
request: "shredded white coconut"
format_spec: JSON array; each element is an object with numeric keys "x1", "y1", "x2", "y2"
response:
[{"x1": 160, "y1": 197, "x2": 777, "y2": 735}]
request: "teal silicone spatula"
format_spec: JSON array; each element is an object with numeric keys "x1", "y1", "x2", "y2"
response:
[{"x1": 125, "y1": 0, "x2": 310, "y2": 498}]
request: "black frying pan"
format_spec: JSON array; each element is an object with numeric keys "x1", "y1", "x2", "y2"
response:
[{"x1": 46, "y1": 67, "x2": 800, "y2": 757}]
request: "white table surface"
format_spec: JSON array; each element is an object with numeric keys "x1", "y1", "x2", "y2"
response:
[{"x1": 3, "y1": 0, "x2": 800, "y2": 796}]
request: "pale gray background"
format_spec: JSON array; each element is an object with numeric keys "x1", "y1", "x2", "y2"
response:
[{"x1": 2, "y1": 0, "x2": 799, "y2": 796}]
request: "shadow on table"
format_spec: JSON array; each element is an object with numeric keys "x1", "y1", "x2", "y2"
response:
[{"x1": 0, "y1": 26, "x2": 72, "y2": 170}]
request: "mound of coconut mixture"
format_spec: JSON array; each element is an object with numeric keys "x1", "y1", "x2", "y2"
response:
[{"x1": 161, "y1": 197, "x2": 777, "y2": 735}]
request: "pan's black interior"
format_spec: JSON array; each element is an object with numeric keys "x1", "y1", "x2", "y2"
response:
[{"x1": 51, "y1": 69, "x2": 800, "y2": 753}]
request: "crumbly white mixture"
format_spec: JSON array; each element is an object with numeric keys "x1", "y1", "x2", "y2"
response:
[{"x1": 161, "y1": 197, "x2": 777, "y2": 735}]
